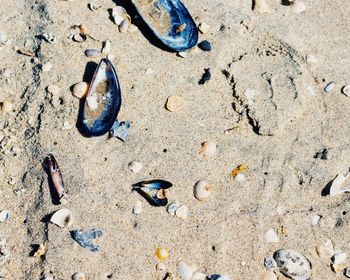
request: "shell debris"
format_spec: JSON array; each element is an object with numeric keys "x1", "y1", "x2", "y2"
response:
[
  {"x1": 155, "y1": 247, "x2": 170, "y2": 261},
  {"x1": 324, "y1": 81, "x2": 335, "y2": 93},
  {"x1": 34, "y1": 244, "x2": 46, "y2": 258},
  {"x1": 193, "y1": 180, "x2": 212, "y2": 201},
  {"x1": 0, "y1": 210, "x2": 10, "y2": 223},
  {"x1": 199, "y1": 140, "x2": 216, "y2": 157},
  {"x1": 291, "y1": 0, "x2": 306, "y2": 13},
  {"x1": 165, "y1": 95, "x2": 186, "y2": 112},
  {"x1": 175, "y1": 205, "x2": 188, "y2": 220},
  {"x1": 253, "y1": 0, "x2": 271, "y2": 14},
  {"x1": 342, "y1": 85, "x2": 350, "y2": 97},
  {"x1": 1, "y1": 101, "x2": 13, "y2": 113},
  {"x1": 133, "y1": 200, "x2": 143, "y2": 215},
  {"x1": 128, "y1": 161, "x2": 142, "y2": 173},
  {"x1": 102, "y1": 40, "x2": 111, "y2": 54},
  {"x1": 230, "y1": 164, "x2": 248, "y2": 178},
  {"x1": 72, "y1": 272, "x2": 86, "y2": 280},
  {"x1": 198, "y1": 22, "x2": 210, "y2": 34},
  {"x1": 167, "y1": 201, "x2": 181, "y2": 216},
  {"x1": 177, "y1": 261, "x2": 193, "y2": 280},
  {"x1": 50, "y1": 209, "x2": 74, "y2": 228}
]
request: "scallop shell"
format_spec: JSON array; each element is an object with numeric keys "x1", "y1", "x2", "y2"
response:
[
  {"x1": 193, "y1": 180, "x2": 212, "y2": 201},
  {"x1": 273, "y1": 249, "x2": 311, "y2": 280},
  {"x1": 79, "y1": 58, "x2": 122, "y2": 137},
  {"x1": 131, "y1": 0, "x2": 198, "y2": 51},
  {"x1": 199, "y1": 141, "x2": 216, "y2": 157},
  {"x1": 50, "y1": 208, "x2": 74, "y2": 228},
  {"x1": 72, "y1": 272, "x2": 86, "y2": 280}
]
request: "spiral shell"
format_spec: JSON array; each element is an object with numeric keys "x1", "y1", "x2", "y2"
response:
[{"x1": 193, "y1": 180, "x2": 212, "y2": 201}]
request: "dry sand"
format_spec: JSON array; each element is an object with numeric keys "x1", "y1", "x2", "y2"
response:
[{"x1": 1, "y1": 0, "x2": 350, "y2": 279}]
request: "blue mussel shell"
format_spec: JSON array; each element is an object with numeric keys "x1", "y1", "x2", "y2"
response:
[
  {"x1": 133, "y1": 180, "x2": 173, "y2": 206},
  {"x1": 132, "y1": 0, "x2": 198, "y2": 51}
]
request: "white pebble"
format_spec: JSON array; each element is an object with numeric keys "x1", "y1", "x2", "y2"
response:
[
  {"x1": 167, "y1": 201, "x2": 181, "y2": 216},
  {"x1": 47, "y1": 85, "x2": 60, "y2": 95},
  {"x1": 265, "y1": 228, "x2": 279, "y2": 243},
  {"x1": 42, "y1": 62, "x2": 53, "y2": 72},
  {"x1": 177, "y1": 261, "x2": 193, "y2": 280},
  {"x1": 133, "y1": 200, "x2": 143, "y2": 215},
  {"x1": 324, "y1": 82, "x2": 335, "y2": 92},
  {"x1": 253, "y1": 0, "x2": 270, "y2": 13},
  {"x1": 0, "y1": 31, "x2": 7, "y2": 44},
  {"x1": 0, "y1": 210, "x2": 10, "y2": 223},
  {"x1": 305, "y1": 53, "x2": 318, "y2": 64},
  {"x1": 198, "y1": 22, "x2": 210, "y2": 34},
  {"x1": 128, "y1": 161, "x2": 142, "y2": 173},
  {"x1": 178, "y1": 51, "x2": 188, "y2": 58},
  {"x1": 310, "y1": 214, "x2": 321, "y2": 226},
  {"x1": 332, "y1": 252, "x2": 347, "y2": 265},
  {"x1": 292, "y1": 0, "x2": 306, "y2": 13},
  {"x1": 342, "y1": 85, "x2": 350, "y2": 97},
  {"x1": 234, "y1": 173, "x2": 245, "y2": 182},
  {"x1": 175, "y1": 205, "x2": 188, "y2": 220}
]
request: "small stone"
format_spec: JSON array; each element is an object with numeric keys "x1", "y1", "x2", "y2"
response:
[
  {"x1": 198, "y1": 68, "x2": 211, "y2": 85},
  {"x1": 1, "y1": 101, "x2": 13, "y2": 113},
  {"x1": 292, "y1": 0, "x2": 306, "y2": 13},
  {"x1": 0, "y1": 31, "x2": 7, "y2": 44},
  {"x1": 260, "y1": 271, "x2": 277, "y2": 280},
  {"x1": 198, "y1": 22, "x2": 210, "y2": 34},
  {"x1": 324, "y1": 81, "x2": 335, "y2": 92},
  {"x1": 0, "y1": 210, "x2": 10, "y2": 223},
  {"x1": 264, "y1": 256, "x2": 277, "y2": 271},
  {"x1": 316, "y1": 239, "x2": 334, "y2": 258},
  {"x1": 133, "y1": 200, "x2": 142, "y2": 215},
  {"x1": 165, "y1": 95, "x2": 186, "y2": 112},
  {"x1": 102, "y1": 40, "x2": 111, "y2": 54},
  {"x1": 305, "y1": 53, "x2": 318, "y2": 64},
  {"x1": 310, "y1": 214, "x2": 321, "y2": 226},
  {"x1": 265, "y1": 228, "x2": 279, "y2": 243},
  {"x1": 192, "y1": 272, "x2": 206, "y2": 280},
  {"x1": 198, "y1": 40, "x2": 212, "y2": 51},
  {"x1": 175, "y1": 205, "x2": 188, "y2": 220},
  {"x1": 253, "y1": 0, "x2": 271, "y2": 13},
  {"x1": 42, "y1": 62, "x2": 53, "y2": 72},
  {"x1": 47, "y1": 85, "x2": 60, "y2": 95},
  {"x1": 128, "y1": 161, "x2": 142, "y2": 173},
  {"x1": 177, "y1": 261, "x2": 193, "y2": 280},
  {"x1": 234, "y1": 173, "x2": 245, "y2": 182},
  {"x1": 332, "y1": 263, "x2": 343, "y2": 273},
  {"x1": 85, "y1": 49, "x2": 99, "y2": 57},
  {"x1": 332, "y1": 252, "x2": 347, "y2": 265},
  {"x1": 342, "y1": 85, "x2": 350, "y2": 97},
  {"x1": 167, "y1": 201, "x2": 181, "y2": 216},
  {"x1": 72, "y1": 82, "x2": 89, "y2": 99}
]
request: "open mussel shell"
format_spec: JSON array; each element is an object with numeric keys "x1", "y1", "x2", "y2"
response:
[
  {"x1": 131, "y1": 0, "x2": 198, "y2": 51},
  {"x1": 132, "y1": 180, "x2": 173, "y2": 206},
  {"x1": 79, "y1": 58, "x2": 122, "y2": 137}
]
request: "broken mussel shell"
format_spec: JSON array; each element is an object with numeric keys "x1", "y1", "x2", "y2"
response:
[
  {"x1": 132, "y1": 180, "x2": 173, "y2": 206},
  {"x1": 71, "y1": 229, "x2": 103, "y2": 252},
  {"x1": 273, "y1": 249, "x2": 312, "y2": 280},
  {"x1": 79, "y1": 58, "x2": 122, "y2": 137},
  {"x1": 131, "y1": 0, "x2": 198, "y2": 51}
]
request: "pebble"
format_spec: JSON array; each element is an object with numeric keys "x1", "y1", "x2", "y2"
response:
[
  {"x1": 72, "y1": 82, "x2": 89, "y2": 99},
  {"x1": 177, "y1": 261, "x2": 193, "y2": 280},
  {"x1": 332, "y1": 252, "x2": 347, "y2": 265},
  {"x1": 128, "y1": 161, "x2": 142, "y2": 173},
  {"x1": 265, "y1": 228, "x2": 279, "y2": 243},
  {"x1": 324, "y1": 81, "x2": 335, "y2": 92},
  {"x1": 0, "y1": 31, "x2": 7, "y2": 44},
  {"x1": 175, "y1": 205, "x2": 188, "y2": 220},
  {"x1": 260, "y1": 271, "x2": 277, "y2": 280},
  {"x1": 253, "y1": 0, "x2": 271, "y2": 13},
  {"x1": 72, "y1": 272, "x2": 86, "y2": 280},
  {"x1": 197, "y1": 40, "x2": 212, "y2": 51},
  {"x1": 133, "y1": 200, "x2": 143, "y2": 215},
  {"x1": 102, "y1": 40, "x2": 111, "y2": 54},
  {"x1": 199, "y1": 140, "x2": 216, "y2": 157},
  {"x1": 198, "y1": 68, "x2": 211, "y2": 85},
  {"x1": 167, "y1": 201, "x2": 181, "y2": 216},
  {"x1": 42, "y1": 62, "x2": 53, "y2": 72},
  {"x1": 342, "y1": 85, "x2": 350, "y2": 97},
  {"x1": 85, "y1": 49, "x2": 99, "y2": 57},
  {"x1": 62, "y1": 121, "x2": 73, "y2": 130},
  {"x1": 264, "y1": 256, "x2": 277, "y2": 271},
  {"x1": 192, "y1": 272, "x2": 206, "y2": 280},
  {"x1": 305, "y1": 53, "x2": 318, "y2": 64},
  {"x1": 310, "y1": 214, "x2": 321, "y2": 225},
  {"x1": 1, "y1": 101, "x2": 13, "y2": 113},
  {"x1": 316, "y1": 239, "x2": 334, "y2": 258},
  {"x1": 155, "y1": 247, "x2": 170, "y2": 261},
  {"x1": 0, "y1": 210, "x2": 9, "y2": 223},
  {"x1": 165, "y1": 95, "x2": 186, "y2": 112},
  {"x1": 198, "y1": 22, "x2": 210, "y2": 34},
  {"x1": 47, "y1": 85, "x2": 60, "y2": 95},
  {"x1": 178, "y1": 51, "x2": 188, "y2": 58},
  {"x1": 292, "y1": 1, "x2": 306, "y2": 13},
  {"x1": 234, "y1": 173, "x2": 245, "y2": 182}
]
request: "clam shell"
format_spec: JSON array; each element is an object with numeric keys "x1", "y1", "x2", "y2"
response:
[
  {"x1": 72, "y1": 272, "x2": 86, "y2": 280},
  {"x1": 50, "y1": 208, "x2": 74, "y2": 228},
  {"x1": 273, "y1": 249, "x2": 311, "y2": 280},
  {"x1": 0, "y1": 210, "x2": 10, "y2": 223},
  {"x1": 131, "y1": 0, "x2": 198, "y2": 51},
  {"x1": 128, "y1": 161, "x2": 142, "y2": 173},
  {"x1": 133, "y1": 200, "x2": 143, "y2": 215},
  {"x1": 72, "y1": 82, "x2": 89, "y2": 99},
  {"x1": 193, "y1": 180, "x2": 212, "y2": 201},
  {"x1": 167, "y1": 201, "x2": 181, "y2": 215},
  {"x1": 329, "y1": 171, "x2": 350, "y2": 196},
  {"x1": 119, "y1": 19, "x2": 129, "y2": 33},
  {"x1": 1, "y1": 101, "x2": 13, "y2": 113},
  {"x1": 199, "y1": 140, "x2": 216, "y2": 157},
  {"x1": 133, "y1": 180, "x2": 173, "y2": 206},
  {"x1": 175, "y1": 205, "x2": 188, "y2": 220},
  {"x1": 79, "y1": 58, "x2": 122, "y2": 137},
  {"x1": 112, "y1": 6, "x2": 128, "y2": 25}
]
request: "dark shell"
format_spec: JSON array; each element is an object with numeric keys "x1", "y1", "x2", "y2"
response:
[
  {"x1": 207, "y1": 275, "x2": 230, "y2": 280},
  {"x1": 71, "y1": 229, "x2": 103, "y2": 252},
  {"x1": 132, "y1": 180, "x2": 173, "y2": 206},
  {"x1": 80, "y1": 58, "x2": 121, "y2": 137},
  {"x1": 132, "y1": 0, "x2": 198, "y2": 51}
]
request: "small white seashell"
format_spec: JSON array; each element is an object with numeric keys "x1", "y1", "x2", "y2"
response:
[
  {"x1": 178, "y1": 51, "x2": 188, "y2": 58},
  {"x1": 62, "y1": 121, "x2": 73, "y2": 130},
  {"x1": 102, "y1": 40, "x2": 111, "y2": 54},
  {"x1": 316, "y1": 239, "x2": 334, "y2": 258},
  {"x1": 133, "y1": 200, "x2": 143, "y2": 215},
  {"x1": 72, "y1": 82, "x2": 89, "y2": 99},
  {"x1": 166, "y1": 95, "x2": 186, "y2": 112},
  {"x1": 305, "y1": 53, "x2": 318, "y2": 64},
  {"x1": 310, "y1": 214, "x2": 321, "y2": 226},
  {"x1": 0, "y1": 210, "x2": 10, "y2": 223},
  {"x1": 342, "y1": 85, "x2": 350, "y2": 97},
  {"x1": 332, "y1": 252, "x2": 347, "y2": 265},
  {"x1": 1, "y1": 101, "x2": 13, "y2": 113},
  {"x1": 234, "y1": 173, "x2": 245, "y2": 182},
  {"x1": 85, "y1": 49, "x2": 100, "y2": 57},
  {"x1": 112, "y1": 6, "x2": 127, "y2": 18},
  {"x1": 192, "y1": 272, "x2": 206, "y2": 280},
  {"x1": 273, "y1": 249, "x2": 311, "y2": 280},
  {"x1": 194, "y1": 180, "x2": 212, "y2": 201},
  {"x1": 175, "y1": 205, "x2": 188, "y2": 220},
  {"x1": 0, "y1": 31, "x2": 7, "y2": 44},
  {"x1": 72, "y1": 272, "x2": 86, "y2": 280},
  {"x1": 253, "y1": 0, "x2": 271, "y2": 14},
  {"x1": 128, "y1": 161, "x2": 142, "y2": 173},
  {"x1": 50, "y1": 208, "x2": 74, "y2": 228},
  {"x1": 167, "y1": 201, "x2": 181, "y2": 216},
  {"x1": 119, "y1": 19, "x2": 129, "y2": 33},
  {"x1": 86, "y1": 95, "x2": 98, "y2": 110},
  {"x1": 324, "y1": 81, "x2": 335, "y2": 93},
  {"x1": 42, "y1": 62, "x2": 53, "y2": 72},
  {"x1": 47, "y1": 85, "x2": 60, "y2": 95},
  {"x1": 260, "y1": 271, "x2": 277, "y2": 280},
  {"x1": 265, "y1": 228, "x2": 279, "y2": 243},
  {"x1": 198, "y1": 22, "x2": 210, "y2": 34},
  {"x1": 329, "y1": 171, "x2": 350, "y2": 196},
  {"x1": 177, "y1": 261, "x2": 193, "y2": 280},
  {"x1": 73, "y1": 33, "x2": 86, "y2": 42},
  {"x1": 128, "y1": 24, "x2": 138, "y2": 33},
  {"x1": 199, "y1": 140, "x2": 216, "y2": 157},
  {"x1": 88, "y1": 3, "x2": 101, "y2": 11},
  {"x1": 345, "y1": 267, "x2": 350, "y2": 278},
  {"x1": 292, "y1": 0, "x2": 306, "y2": 14}
]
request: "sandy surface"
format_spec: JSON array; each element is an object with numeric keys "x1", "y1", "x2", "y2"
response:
[{"x1": 1, "y1": 0, "x2": 350, "y2": 279}]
